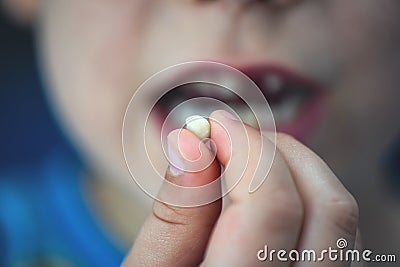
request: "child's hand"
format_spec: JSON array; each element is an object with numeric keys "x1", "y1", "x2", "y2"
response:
[{"x1": 123, "y1": 110, "x2": 360, "y2": 267}]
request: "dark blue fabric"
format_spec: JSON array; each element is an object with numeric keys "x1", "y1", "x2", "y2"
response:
[
  {"x1": 0, "y1": 15, "x2": 62, "y2": 169},
  {"x1": 0, "y1": 18, "x2": 125, "y2": 266},
  {"x1": 0, "y1": 147, "x2": 125, "y2": 266}
]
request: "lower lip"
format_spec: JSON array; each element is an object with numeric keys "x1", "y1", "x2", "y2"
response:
[{"x1": 274, "y1": 92, "x2": 327, "y2": 143}]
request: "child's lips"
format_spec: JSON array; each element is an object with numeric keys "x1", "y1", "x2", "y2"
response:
[{"x1": 153, "y1": 63, "x2": 328, "y2": 142}]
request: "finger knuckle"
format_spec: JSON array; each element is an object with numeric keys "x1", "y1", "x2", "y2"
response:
[
  {"x1": 324, "y1": 192, "x2": 359, "y2": 235},
  {"x1": 152, "y1": 201, "x2": 189, "y2": 226}
]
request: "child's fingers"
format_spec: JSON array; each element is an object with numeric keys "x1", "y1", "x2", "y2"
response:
[
  {"x1": 122, "y1": 129, "x2": 222, "y2": 267},
  {"x1": 273, "y1": 134, "x2": 359, "y2": 267},
  {"x1": 202, "y1": 110, "x2": 303, "y2": 266}
]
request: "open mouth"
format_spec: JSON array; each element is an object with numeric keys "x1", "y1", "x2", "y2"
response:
[{"x1": 153, "y1": 64, "x2": 327, "y2": 142}]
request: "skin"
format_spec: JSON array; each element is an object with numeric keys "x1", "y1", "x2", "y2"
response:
[
  {"x1": 124, "y1": 110, "x2": 361, "y2": 266},
  {"x1": 6, "y1": 0, "x2": 400, "y2": 265}
]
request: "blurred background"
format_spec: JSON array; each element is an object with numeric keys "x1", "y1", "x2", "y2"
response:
[{"x1": 0, "y1": 13, "x2": 66, "y2": 171}]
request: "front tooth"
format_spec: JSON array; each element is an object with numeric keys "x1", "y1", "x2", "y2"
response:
[
  {"x1": 264, "y1": 74, "x2": 283, "y2": 93},
  {"x1": 272, "y1": 96, "x2": 301, "y2": 123},
  {"x1": 274, "y1": 104, "x2": 295, "y2": 123}
]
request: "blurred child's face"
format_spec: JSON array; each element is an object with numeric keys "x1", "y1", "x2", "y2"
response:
[{"x1": 37, "y1": 1, "x2": 400, "y2": 182}]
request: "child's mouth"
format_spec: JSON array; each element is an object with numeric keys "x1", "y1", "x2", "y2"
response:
[{"x1": 153, "y1": 64, "x2": 327, "y2": 142}]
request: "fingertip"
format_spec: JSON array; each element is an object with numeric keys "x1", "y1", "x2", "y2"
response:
[
  {"x1": 166, "y1": 128, "x2": 219, "y2": 187},
  {"x1": 167, "y1": 128, "x2": 202, "y2": 161},
  {"x1": 210, "y1": 110, "x2": 238, "y2": 121}
]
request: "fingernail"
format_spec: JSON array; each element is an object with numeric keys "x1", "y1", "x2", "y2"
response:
[
  {"x1": 203, "y1": 138, "x2": 217, "y2": 155},
  {"x1": 219, "y1": 110, "x2": 238, "y2": 121},
  {"x1": 203, "y1": 139, "x2": 212, "y2": 150},
  {"x1": 167, "y1": 139, "x2": 184, "y2": 176}
]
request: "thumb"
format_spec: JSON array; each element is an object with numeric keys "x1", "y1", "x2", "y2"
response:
[{"x1": 122, "y1": 128, "x2": 222, "y2": 267}]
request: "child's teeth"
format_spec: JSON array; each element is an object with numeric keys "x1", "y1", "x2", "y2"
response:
[
  {"x1": 272, "y1": 96, "x2": 301, "y2": 123},
  {"x1": 273, "y1": 105, "x2": 294, "y2": 123},
  {"x1": 215, "y1": 75, "x2": 249, "y2": 95},
  {"x1": 264, "y1": 74, "x2": 283, "y2": 93}
]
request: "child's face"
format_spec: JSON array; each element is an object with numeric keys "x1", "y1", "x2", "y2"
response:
[{"x1": 37, "y1": 1, "x2": 400, "y2": 182}]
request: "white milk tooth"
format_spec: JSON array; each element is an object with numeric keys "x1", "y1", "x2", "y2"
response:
[{"x1": 185, "y1": 115, "x2": 210, "y2": 140}]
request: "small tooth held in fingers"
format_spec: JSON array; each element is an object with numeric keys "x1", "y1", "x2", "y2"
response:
[{"x1": 185, "y1": 115, "x2": 210, "y2": 140}]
